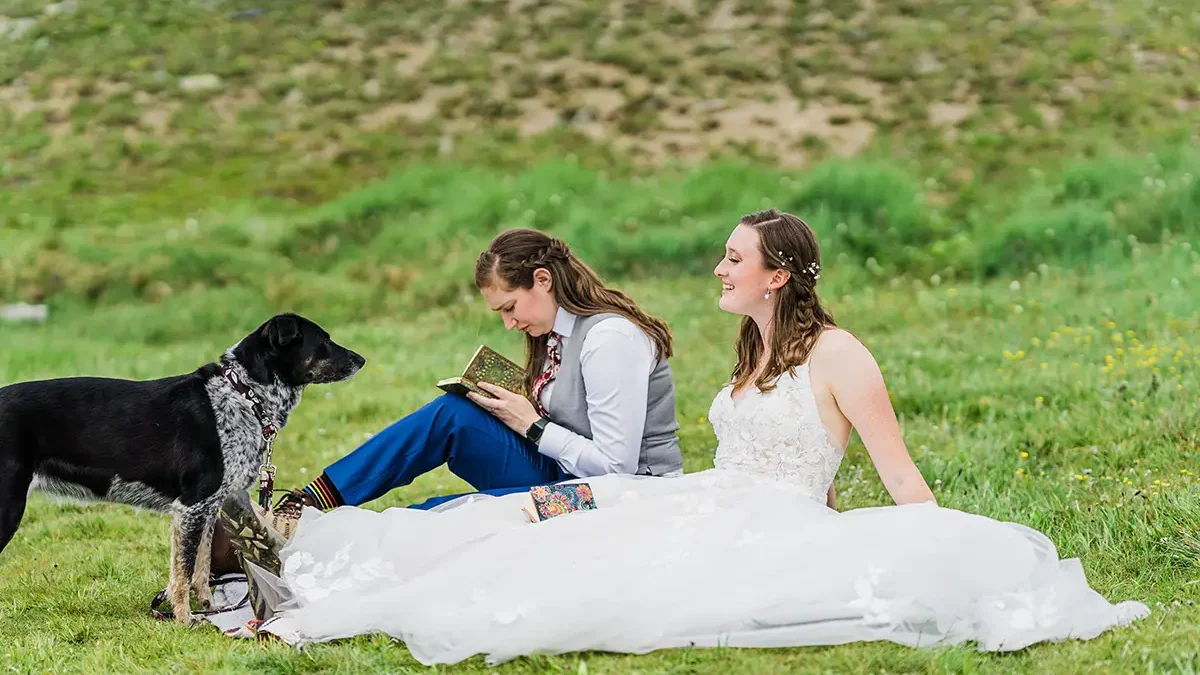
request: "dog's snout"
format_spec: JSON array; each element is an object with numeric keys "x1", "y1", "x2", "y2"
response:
[{"x1": 330, "y1": 348, "x2": 366, "y2": 382}]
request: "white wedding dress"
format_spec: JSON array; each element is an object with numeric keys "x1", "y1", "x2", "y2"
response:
[{"x1": 257, "y1": 366, "x2": 1149, "y2": 664}]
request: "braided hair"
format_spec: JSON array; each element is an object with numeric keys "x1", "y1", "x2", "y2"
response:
[
  {"x1": 475, "y1": 228, "x2": 674, "y2": 394},
  {"x1": 730, "y1": 209, "x2": 837, "y2": 395}
]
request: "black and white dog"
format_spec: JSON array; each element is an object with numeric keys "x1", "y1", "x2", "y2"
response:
[{"x1": 0, "y1": 313, "x2": 364, "y2": 624}]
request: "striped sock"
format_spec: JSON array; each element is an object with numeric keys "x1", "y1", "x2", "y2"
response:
[{"x1": 301, "y1": 472, "x2": 344, "y2": 510}]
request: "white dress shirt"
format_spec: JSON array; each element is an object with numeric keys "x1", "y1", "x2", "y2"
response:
[{"x1": 535, "y1": 307, "x2": 657, "y2": 477}]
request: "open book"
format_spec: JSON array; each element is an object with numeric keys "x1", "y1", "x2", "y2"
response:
[{"x1": 436, "y1": 345, "x2": 529, "y2": 399}]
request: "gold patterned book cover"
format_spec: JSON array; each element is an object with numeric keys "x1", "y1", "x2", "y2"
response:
[{"x1": 437, "y1": 345, "x2": 529, "y2": 399}]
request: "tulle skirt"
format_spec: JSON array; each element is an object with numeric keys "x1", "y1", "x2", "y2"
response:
[{"x1": 257, "y1": 470, "x2": 1149, "y2": 665}]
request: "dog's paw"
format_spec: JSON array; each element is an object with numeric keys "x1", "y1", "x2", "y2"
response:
[{"x1": 193, "y1": 588, "x2": 214, "y2": 610}]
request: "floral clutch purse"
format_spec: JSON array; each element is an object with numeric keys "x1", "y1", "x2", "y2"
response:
[{"x1": 522, "y1": 483, "x2": 597, "y2": 522}]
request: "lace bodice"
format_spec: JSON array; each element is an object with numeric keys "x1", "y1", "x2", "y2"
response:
[{"x1": 708, "y1": 365, "x2": 847, "y2": 502}]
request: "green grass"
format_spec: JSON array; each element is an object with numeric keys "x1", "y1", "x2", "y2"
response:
[
  {"x1": 1, "y1": 236, "x2": 1198, "y2": 673},
  {"x1": 4, "y1": 148, "x2": 1199, "y2": 325}
]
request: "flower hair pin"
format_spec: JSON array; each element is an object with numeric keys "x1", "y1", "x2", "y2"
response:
[
  {"x1": 804, "y1": 262, "x2": 821, "y2": 280},
  {"x1": 777, "y1": 250, "x2": 794, "y2": 264}
]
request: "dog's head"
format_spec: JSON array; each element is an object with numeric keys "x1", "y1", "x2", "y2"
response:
[{"x1": 233, "y1": 313, "x2": 366, "y2": 388}]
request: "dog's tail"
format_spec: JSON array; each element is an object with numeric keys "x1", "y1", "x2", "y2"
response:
[{"x1": 0, "y1": 455, "x2": 34, "y2": 554}]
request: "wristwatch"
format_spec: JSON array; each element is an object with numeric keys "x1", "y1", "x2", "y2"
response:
[{"x1": 524, "y1": 416, "x2": 550, "y2": 443}]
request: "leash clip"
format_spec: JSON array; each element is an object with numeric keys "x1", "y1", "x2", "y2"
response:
[{"x1": 258, "y1": 460, "x2": 277, "y2": 510}]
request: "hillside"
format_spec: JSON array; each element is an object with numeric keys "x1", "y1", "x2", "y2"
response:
[{"x1": 2, "y1": 0, "x2": 1197, "y2": 216}]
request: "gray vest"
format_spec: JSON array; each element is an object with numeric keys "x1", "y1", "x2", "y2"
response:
[{"x1": 547, "y1": 313, "x2": 683, "y2": 476}]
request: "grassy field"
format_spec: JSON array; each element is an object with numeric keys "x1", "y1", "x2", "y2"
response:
[
  {"x1": 2, "y1": 0, "x2": 1200, "y2": 673},
  {"x1": 1, "y1": 236, "x2": 1198, "y2": 674}
]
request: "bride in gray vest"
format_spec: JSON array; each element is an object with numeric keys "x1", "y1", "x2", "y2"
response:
[{"x1": 274, "y1": 227, "x2": 684, "y2": 515}]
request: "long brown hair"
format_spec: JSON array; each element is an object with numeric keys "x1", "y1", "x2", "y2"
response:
[
  {"x1": 730, "y1": 209, "x2": 837, "y2": 394},
  {"x1": 475, "y1": 228, "x2": 674, "y2": 393}
]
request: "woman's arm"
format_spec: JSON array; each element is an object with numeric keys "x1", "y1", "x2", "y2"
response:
[
  {"x1": 536, "y1": 318, "x2": 654, "y2": 476},
  {"x1": 469, "y1": 318, "x2": 654, "y2": 477},
  {"x1": 820, "y1": 331, "x2": 937, "y2": 506}
]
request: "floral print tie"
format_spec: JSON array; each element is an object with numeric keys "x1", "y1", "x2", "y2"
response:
[{"x1": 530, "y1": 331, "x2": 562, "y2": 416}]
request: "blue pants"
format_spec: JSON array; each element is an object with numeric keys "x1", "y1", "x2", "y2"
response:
[{"x1": 323, "y1": 393, "x2": 574, "y2": 510}]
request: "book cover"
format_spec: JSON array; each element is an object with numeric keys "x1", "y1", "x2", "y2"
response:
[
  {"x1": 436, "y1": 345, "x2": 528, "y2": 399},
  {"x1": 522, "y1": 483, "x2": 597, "y2": 522}
]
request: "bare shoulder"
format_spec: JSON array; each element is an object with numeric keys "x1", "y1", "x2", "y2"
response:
[
  {"x1": 810, "y1": 327, "x2": 875, "y2": 366},
  {"x1": 809, "y1": 328, "x2": 884, "y2": 395}
]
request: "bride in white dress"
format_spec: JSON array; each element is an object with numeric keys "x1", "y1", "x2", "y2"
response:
[{"x1": 256, "y1": 210, "x2": 1148, "y2": 664}]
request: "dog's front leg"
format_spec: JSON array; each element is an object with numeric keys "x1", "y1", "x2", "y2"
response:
[
  {"x1": 170, "y1": 505, "x2": 210, "y2": 625},
  {"x1": 189, "y1": 509, "x2": 217, "y2": 610},
  {"x1": 166, "y1": 515, "x2": 192, "y2": 625}
]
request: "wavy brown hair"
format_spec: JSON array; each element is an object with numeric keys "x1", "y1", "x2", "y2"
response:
[
  {"x1": 475, "y1": 228, "x2": 674, "y2": 394},
  {"x1": 730, "y1": 209, "x2": 837, "y2": 394}
]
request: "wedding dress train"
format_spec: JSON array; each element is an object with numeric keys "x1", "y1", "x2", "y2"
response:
[{"x1": 257, "y1": 366, "x2": 1149, "y2": 665}]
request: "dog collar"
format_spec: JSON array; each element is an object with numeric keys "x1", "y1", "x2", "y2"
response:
[{"x1": 221, "y1": 364, "x2": 279, "y2": 443}]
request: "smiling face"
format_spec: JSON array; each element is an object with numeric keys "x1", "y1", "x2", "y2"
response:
[
  {"x1": 479, "y1": 270, "x2": 560, "y2": 337},
  {"x1": 713, "y1": 224, "x2": 782, "y2": 317}
]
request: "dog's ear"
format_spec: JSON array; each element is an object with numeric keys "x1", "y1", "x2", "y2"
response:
[{"x1": 263, "y1": 314, "x2": 301, "y2": 351}]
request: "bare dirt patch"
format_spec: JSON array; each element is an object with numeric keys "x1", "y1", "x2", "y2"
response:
[
  {"x1": 139, "y1": 102, "x2": 180, "y2": 135},
  {"x1": 358, "y1": 84, "x2": 466, "y2": 130},
  {"x1": 210, "y1": 88, "x2": 263, "y2": 125},
  {"x1": 517, "y1": 99, "x2": 560, "y2": 136},
  {"x1": 575, "y1": 88, "x2": 626, "y2": 119},
  {"x1": 929, "y1": 100, "x2": 977, "y2": 127}
]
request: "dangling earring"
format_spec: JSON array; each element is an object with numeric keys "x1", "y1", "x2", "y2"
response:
[{"x1": 764, "y1": 289, "x2": 772, "y2": 300}]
